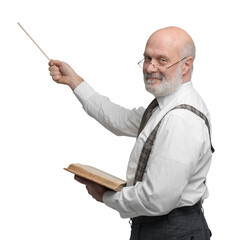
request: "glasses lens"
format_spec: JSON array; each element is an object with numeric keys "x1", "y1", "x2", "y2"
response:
[{"x1": 138, "y1": 60, "x2": 144, "y2": 69}]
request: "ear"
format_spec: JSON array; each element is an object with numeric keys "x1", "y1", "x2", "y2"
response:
[{"x1": 182, "y1": 57, "x2": 194, "y2": 76}]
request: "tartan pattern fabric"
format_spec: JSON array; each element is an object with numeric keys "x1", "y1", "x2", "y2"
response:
[{"x1": 133, "y1": 104, "x2": 214, "y2": 185}]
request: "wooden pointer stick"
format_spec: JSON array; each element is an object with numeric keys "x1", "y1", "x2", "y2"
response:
[{"x1": 17, "y1": 22, "x2": 50, "y2": 61}]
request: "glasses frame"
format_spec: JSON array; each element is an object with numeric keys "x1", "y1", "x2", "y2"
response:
[{"x1": 138, "y1": 56, "x2": 188, "y2": 70}]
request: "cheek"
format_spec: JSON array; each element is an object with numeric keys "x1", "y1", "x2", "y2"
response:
[{"x1": 164, "y1": 70, "x2": 178, "y2": 82}]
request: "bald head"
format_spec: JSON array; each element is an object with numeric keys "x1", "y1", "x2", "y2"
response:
[{"x1": 146, "y1": 26, "x2": 195, "y2": 60}]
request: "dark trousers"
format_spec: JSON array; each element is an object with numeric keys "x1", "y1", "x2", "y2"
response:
[{"x1": 129, "y1": 203, "x2": 212, "y2": 240}]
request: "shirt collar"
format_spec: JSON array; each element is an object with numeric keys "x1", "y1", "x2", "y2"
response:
[{"x1": 156, "y1": 81, "x2": 193, "y2": 110}]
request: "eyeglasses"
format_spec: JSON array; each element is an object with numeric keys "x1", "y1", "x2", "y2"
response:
[{"x1": 138, "y1": 57, "x2": 187, "y2": 70}]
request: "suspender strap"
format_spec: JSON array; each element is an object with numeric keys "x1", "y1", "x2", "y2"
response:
[
  {"x1": 173, "y1": 104, "x2": 215, "y2": 153},
  {"x1": 133, "y1": 104, "x2": 214, "y2": 185}
]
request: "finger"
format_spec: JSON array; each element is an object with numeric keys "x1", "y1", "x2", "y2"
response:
[
  {"x1": 49, "y1": 59, "x2": 58, "y2": 66},
  {"x1": 49, "y1": 65, "x2": 59, "y2": 72},
  {"x1": 51, "y1": 59, "x2": 64, "y2": 67},
  {"x1": 86, "y1": 185, "x2": 96, "y2": 197},
  {"x1": 52, "y1": 75, "x2": 61, "y2": 82},
  {"x1": 50, "y1": 71, "x2": 62, "y2": 79},
  {"x1": 50, "y1": 70, "x2": 61, "y2": 77},
  {"x1": 74, "y1": 175, "x2": 92, "y2": 185},
  {"x1": 49, "y1": 60, "x2": 53, "y2": 66},
  {"x1": 86, "y1": 185, "x2": 92, "y2": 194}
]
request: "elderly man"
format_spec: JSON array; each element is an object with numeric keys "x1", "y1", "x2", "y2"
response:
[{"x1": 49, "y1": 27, "x2": 213, "y2": 239}]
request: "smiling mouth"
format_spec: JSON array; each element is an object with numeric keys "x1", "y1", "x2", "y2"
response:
[
  {"x1": 146, "y1": 79, "x2": 162, "y2": 85},
  {"x1": 144, "y1": 73, "x2": 163, "y2": 81}
]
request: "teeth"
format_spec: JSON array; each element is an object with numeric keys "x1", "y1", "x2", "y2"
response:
[{"x1": 146, "y1": 80, "x2": 157, "y2": 84}]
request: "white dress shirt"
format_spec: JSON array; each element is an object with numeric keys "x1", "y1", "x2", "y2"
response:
[{"x1": 73, "y1": 81, "x2": 213, "y2": 219}]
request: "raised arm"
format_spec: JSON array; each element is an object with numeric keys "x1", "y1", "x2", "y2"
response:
[{"x1": 48, "y1": 60, "x2": 145, "y2": 137}]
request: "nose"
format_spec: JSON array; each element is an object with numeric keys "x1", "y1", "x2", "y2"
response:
[{"x1": 145, "y1": 62, "x2": 159, "y2": 73}]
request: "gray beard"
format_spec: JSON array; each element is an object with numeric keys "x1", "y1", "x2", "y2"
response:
[{"x1": 144, "y1": 67, "x2": 183, "y2": 98}]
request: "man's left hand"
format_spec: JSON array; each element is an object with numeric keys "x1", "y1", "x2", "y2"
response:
[{"x1": 74, "y1": 175, "x2": 107, "y2": 202}]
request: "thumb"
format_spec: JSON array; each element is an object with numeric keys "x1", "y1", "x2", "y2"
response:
[{"x1": 49, "y1": 59, "x2": 62, "y2": 67}]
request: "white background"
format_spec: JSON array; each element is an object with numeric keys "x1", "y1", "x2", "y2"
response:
[{"x1": 0, "y1": 0, "x2": 234, "y2": 239}]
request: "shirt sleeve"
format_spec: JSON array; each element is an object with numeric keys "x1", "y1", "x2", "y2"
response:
[
  {"x1": 103, "y1": 110, "x2": 211, "y2": 218},
  {"x1": 73, "y1": 81, "x2": 145, "y2": 137}
]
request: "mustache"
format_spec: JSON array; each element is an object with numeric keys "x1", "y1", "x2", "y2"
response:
[{"x1": 144, "y1": 73, "x2": 164, "y2": 81}]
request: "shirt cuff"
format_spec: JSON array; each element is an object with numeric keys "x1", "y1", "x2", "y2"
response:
[
  {"x1": 103, "y1": 191, "x2": 119, "y2": 210},
  {"x1": 73, "y1": 81, "x2": 96, "y2": 106}
]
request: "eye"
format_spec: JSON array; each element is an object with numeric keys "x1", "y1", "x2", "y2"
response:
[
  {"x1": 159, "y1": 58, "x2": 167, "y2": 63},
  {"x1": 144, "y1": 56, "x2": 151, "y2": 62}
]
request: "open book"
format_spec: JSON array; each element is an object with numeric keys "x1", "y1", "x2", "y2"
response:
[{"x1": 64, "y1": 163, "x2": 126, "y2": 192}]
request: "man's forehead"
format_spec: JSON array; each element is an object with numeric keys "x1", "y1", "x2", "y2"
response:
[
  {"x1": 144, "y1": 48, "x2": 170, "y2": 60},
  {"x1": 144, "y1": 37, "x2": 180, "y2": 59}
]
